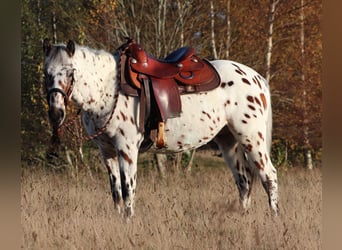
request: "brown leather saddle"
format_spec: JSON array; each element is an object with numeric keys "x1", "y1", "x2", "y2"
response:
[{"x1": 118, "y1": 38, "x2": 221, "y2": 151}]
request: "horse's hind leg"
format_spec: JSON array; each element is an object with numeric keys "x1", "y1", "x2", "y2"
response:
[
  {"x1": 214, "y1": 126, "x2": 256, "y2": 210},
  {"x1": 231, "y1": 125, "x2": 279, "y2": 215}
]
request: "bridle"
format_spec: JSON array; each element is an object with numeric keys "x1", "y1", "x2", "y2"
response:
[
  {"x1": 46, "y1": 43, "x2": 129, "y2": 145},
  {"x1": 45, "y1": 68, "x2": 75, "y2": 107}
]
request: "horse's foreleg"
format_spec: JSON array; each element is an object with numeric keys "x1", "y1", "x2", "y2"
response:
[
  {"x1": 214, "y1": 127, "x2": 255, "y2": 211},
  {"x1": 117, "y1": 147, "x2": 138, "y2": 218},
  {"x1": 103, "y1": 155, "x2": 123, "y2": 213}
]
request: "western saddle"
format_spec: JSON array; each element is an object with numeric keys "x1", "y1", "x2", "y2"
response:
[{"x1": 118, "y1": 38, "x2": 221, "y2": 151}]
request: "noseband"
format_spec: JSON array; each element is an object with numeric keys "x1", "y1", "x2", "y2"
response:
[
  {"x1": 46, "y1": 73, "x2": 74, "y2": 106},
  {"x1": 47, "y1": 87, "x2": 67, "y2": 101}
]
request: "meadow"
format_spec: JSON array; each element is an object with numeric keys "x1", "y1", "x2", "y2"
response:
[{"x1": 21, "y1": 153, "x2": 321, "y2": 249}]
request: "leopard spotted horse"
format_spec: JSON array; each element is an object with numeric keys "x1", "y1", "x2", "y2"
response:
[{"x1": 43, "y1": 39, "x2": 278, "y2": 218}]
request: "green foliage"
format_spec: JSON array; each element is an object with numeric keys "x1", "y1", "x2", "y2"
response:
[{"x1": 271, "y1": 138, "x2": 322, "y2": 169}]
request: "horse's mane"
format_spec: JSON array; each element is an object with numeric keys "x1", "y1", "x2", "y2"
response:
[{"x1": 48, "y1": 42, "x2": 115, "y2": 63}]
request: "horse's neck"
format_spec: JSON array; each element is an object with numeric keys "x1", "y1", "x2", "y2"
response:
[{"x1": 71, "y1": 46, "x2": 118, "y2": 115}]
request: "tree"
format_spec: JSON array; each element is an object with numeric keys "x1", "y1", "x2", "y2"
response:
[
  {"x1": 300, "y1": 0, "x2": 313, "y2": 169},
  {"x1": 265, "y1": 0, "x2": 280, "y2": 83}
]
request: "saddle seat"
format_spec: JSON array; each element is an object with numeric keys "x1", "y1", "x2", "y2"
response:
[{"x1": 119, "y1": 39, "x2": 221, "y2": 150}]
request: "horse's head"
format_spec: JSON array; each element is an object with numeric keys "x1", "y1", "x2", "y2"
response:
[{"x1": 43, "y1": 39, "x2": 76, "y2": 129}]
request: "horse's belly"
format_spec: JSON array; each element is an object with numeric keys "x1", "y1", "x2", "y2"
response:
[{"x1": 149, "y1": 92, "x2": 227, "y2": 152}]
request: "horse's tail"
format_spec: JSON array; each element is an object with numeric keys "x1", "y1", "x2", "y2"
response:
[
  {"x1": 263, "y1": 77, "x2": 273, "y2": 155},
  {"x1": 266, "y1": 98, "x2": 273, "y2": 154}
]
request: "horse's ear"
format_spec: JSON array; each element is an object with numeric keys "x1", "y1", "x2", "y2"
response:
[
  {"x1": 43, "y1": 38, "x2": 51, "y2": 56},
  {"x1": 66, "y1": 40, "x2": 75, "y2": 57}
]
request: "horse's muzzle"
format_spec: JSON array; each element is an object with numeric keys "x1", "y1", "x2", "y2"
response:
[{"x1": 48, "y1": 107, "x2": 65, "y2": 126}]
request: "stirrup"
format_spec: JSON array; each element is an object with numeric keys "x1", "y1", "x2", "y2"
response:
[{"x1": 157, "y1": 122, "x2": 166, "y2": 148}]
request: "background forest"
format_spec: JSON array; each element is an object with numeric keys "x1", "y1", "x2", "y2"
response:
[{"x1": 21, "y1": 0, "x2": 322, "y2": 168}]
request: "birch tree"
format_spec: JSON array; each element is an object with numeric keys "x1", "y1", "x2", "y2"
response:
[
  {"x1": 265, "y1": 0, "x2": 280, "y2": 83},
  {"x1": 300, "y1": 0, "x2": 313, "y2": 169},
  {"x1": 210, "y1": 0, "x2": 218, "y2": 59},
  {"x1": 176, "y1": 0, "x2": 185, "y2": 47},
  {"x1": 225, "y1": 0, "x2": 232, "y2": 59}
]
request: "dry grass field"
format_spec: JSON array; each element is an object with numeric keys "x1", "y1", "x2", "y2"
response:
[{"x1": 21, "y1": 153, "x2": 321, "y2": 249}]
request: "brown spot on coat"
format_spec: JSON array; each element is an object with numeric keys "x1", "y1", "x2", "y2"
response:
[
  {"x1": 235, "y1": 69, "x2": 243, "y2": 75},
  {"x1": 88, "y1": 97, "x2": 95, "y2": 104},
  {"x1": 119, "y1": 128, "x2": 125, "y2": 137},
  {"x1": 258, "y1": 132, "x2": 264, "y2": 141},
  {"x1": 247, "y1": 96, "x2": 254, "y2": 103},
  {"x1": 224, "y1": 100, "x2": 231, "y2": 107},
  {"x1": 254, "y1": 161, "x2": 263, "y2": 170},
  {"x1": 260, "y1": 158, "x2": 265, "y2": 168},
  {"x1": 119, "y1": 150, "x2": 133, "y2": 165},
  {"x1": 120, "y1": 111, "x2": 127, "y2": 121},
  {"x1": 254, "y1": 97, "x2": 261, "y2": 107},
  {"x1": 248, "y1": 105, "x2": 256, "y2": 111},
  {"x1": 260, "y1": 93, "x2": 267, "y2": 110},
  {"x1": 202, "y1": 111, "x2": 211, "y2": 119},
  {"x1": 242, "y1": 78, "x2": 251, "y2": 85}
]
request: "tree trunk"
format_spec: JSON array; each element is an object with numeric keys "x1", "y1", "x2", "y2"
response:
[
  {"x1": 225, "y1": 0, "x2": 231, "y2": 59},
  {"x1": 156, "y1": 0, "x2": 167, "y2": 57},
  {"x1": 174, "y1": 153, "x2": 182, "y2": 172},
  {"x1": 155, "y1": 154, "x2": 167, "y2": 178},
  {"x1": 300, "y1": 0, "x2": 313, "y2": 169},
  {"x1": 210, "y1": 0, "x2": 218, "y2": 59},
  {"x1": 184, "y1": 150, "x2": 196, "y2": 173},
  {"x1": 51, "y1": 0, "x2": 57, "y2": 43},
  {"x1": 176, "y1": 0, "x2": 184, "y2": 47},
  {"x1": 265, "y1": 0, "x2": 279, "y2": 83}
]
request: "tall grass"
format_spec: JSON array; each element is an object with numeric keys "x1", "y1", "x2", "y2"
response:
[{"x1": 21, "y1": 155, "x2": 321, "y2": 249}]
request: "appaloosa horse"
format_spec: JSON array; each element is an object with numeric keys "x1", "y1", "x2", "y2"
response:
[{"x1": 43, "y1": 39, "x2": 278, "y2": 218}]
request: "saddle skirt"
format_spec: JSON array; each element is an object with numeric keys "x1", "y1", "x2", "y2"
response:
[{"x1": 118, "y1": 38, "x2": 221, "y2": 150}]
